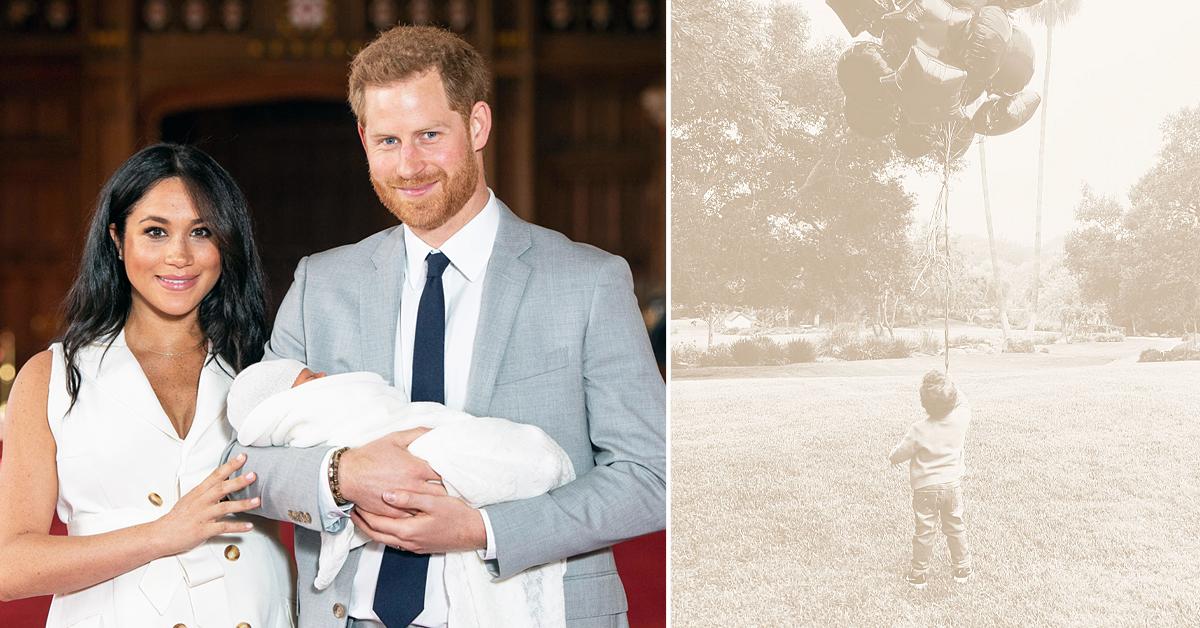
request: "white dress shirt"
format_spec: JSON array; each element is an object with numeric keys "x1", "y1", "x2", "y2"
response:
[{"x1": 316, "y1": 190, "x2": 501, "y2": 627}]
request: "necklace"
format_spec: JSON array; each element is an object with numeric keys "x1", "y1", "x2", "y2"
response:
[{"x1": 131, "y1": 340, "x2": 207, "y2": 358}]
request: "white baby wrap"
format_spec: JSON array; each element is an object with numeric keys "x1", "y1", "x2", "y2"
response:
[{"x1": 228, "y1": 371, "x2": 575, "y2": 628}]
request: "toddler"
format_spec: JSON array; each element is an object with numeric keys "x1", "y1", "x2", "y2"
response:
[{"x1": 889, "y1": 369, "x2": 972, "y2": 589}]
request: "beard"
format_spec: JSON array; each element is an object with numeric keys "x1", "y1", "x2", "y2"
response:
[{"x1": 370, "y1": 150, "x2": 480, "y2": 232}]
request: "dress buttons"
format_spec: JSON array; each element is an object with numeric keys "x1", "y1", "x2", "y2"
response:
[
  {"x1": 148, "y1": 492, "x2": 163, "y2": 507},
  {"x1": 332, "y1": 602, "x2": 346, "y2": 618},
  {"x1": 224, "y1": 544, "x2": 241, "y2": 561}
]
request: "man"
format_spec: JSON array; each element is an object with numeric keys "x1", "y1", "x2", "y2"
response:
[{"x1": 227, "y1": 26, "x2": 665, "y2": 628}]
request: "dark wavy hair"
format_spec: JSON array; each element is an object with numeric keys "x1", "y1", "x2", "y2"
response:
[{"x1": 59, "y1": 143, "x2": 268, "y2": 405}]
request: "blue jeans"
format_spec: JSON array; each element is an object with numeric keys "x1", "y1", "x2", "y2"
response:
[{"x1": 910, "y1": 481, "x2": 971, "y2": 574}]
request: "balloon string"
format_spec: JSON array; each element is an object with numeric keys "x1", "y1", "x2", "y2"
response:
[{"x1": 942, "y1": 120, "x2": 954, "y2": 374}]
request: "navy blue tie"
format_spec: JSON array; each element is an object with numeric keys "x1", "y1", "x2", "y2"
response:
[{"x1": 374, "y1": 251, "x2": 450, "y2": 627}]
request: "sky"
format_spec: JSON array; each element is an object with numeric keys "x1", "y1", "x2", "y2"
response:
[{"x1": 799, "y1": 0, "x2": 1200, "y2": 244}]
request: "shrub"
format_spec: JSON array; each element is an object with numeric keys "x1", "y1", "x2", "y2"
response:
[
  {"x1": 697, "y1": 344, "x2": 735, "y2": 367},
  {"x1": 1095, "y1": 332, "x2": 1125, "y2": 342},
  {"x1": 950, "y1": 334, "x2": 992, "y2": 348},
  {"x1": 729, "y1": 337, "x2": 786, "y2": 366},
  {"x1": 1165, "y1": 345, "x2": 1200, "y2": 362},
  {"x1": 1032, "y1": 332, "x2": 1060, "y2": 345},
  {"x1": 1003, "y1": 339, "x2": 1035, "y2": 353},
  {"x1": 671, "y1": 342, "x2": 702, "y2": 368},
  {"x1": 1139, "y1": 349, "x2": 1165, "y2": 362},
  {"x1": 783, "y1": 338, "x2": 818, "y2": 363},
  {"x1": 822, "y1": 324, "x2": 860, "y2": 357},
  {"x1": 917, "y1": 331, "x2": 943, "y2": 355},
  {"x1": 884, "y1": 337, "x2": 917, "y2": 359},
  {"x1": 839, "y1": 336, "x2": 915, "y2": 361}
]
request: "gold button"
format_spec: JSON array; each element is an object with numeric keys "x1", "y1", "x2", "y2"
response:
[
  {"x1": 237, "y1": 623, "x2": 251, "y2": 628},
  {"x1": 173, "y1": 624, "x2": 186, "y2": 628},
  {"x1": 224, "y1": 544, "x2": 241, "y2": 561},
  {"x1": 149, "y1": 493, "x2": 163, "y2": 507},
  {"x1": 332, "y1": 602, "x2": 346, "y2": 618}
]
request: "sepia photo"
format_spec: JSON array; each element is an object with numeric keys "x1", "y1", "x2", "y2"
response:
[{"x1": 671, "y1": 0, "x2": 1200, "y2": 624}]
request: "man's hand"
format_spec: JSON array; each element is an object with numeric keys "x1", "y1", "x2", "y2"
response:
[
  {"x1": 339, "y1": 428, "x2": 446, "y2": 516},
  {"x1": 350, "y1": 492, "x2": 487, "y2": 554}
]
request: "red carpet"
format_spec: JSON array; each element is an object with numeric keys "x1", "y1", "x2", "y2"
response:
[{"x1": 0, "y1": 446, "x2": 666, "y2": 627}]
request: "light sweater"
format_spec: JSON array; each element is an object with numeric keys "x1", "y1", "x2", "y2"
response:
[{"x1": 889, "y1": 399, "x2": 971, "y2": 490}]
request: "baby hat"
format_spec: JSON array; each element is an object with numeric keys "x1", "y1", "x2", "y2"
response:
[{"x1": 227, "y1": 359, "x2": 308, "y2": 426}]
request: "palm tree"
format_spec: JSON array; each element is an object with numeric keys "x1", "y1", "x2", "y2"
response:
[
  {"x1": 978, "y1": 139, "x2": 1012, "y2": 345},
  {"x1": 1025, "y1": 0, "x2": 1083, "y2": 334}
]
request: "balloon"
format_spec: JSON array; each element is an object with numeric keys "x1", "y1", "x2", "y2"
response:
[
  {"x1": 895, "y1": 121, "x2": 936, "y2": 158},
  {"x1": 936, "y1": 119, "x2": 976, "y2": 160},
  {"x1": 972, "y1": 90, "x2": 1041, "y2": 135},
  {"x1": 897, "y1": 118, "x2": 974, "y2": 159},
  {"x1": 883, "y1": 46, "x2": 968, "y2": 125},
  {"x1": 880, "y1": 23, "x2": 912, "y2": 66},
  {"x1": 882, "y1": 0, "x2": 973, "y2": 58},
  {"x1": 837, "y1": 41, "x2": 895, "y2": 105},
  {"x1": 959, "y1": 6, "x2": 1012, "y2": 82},
  {"x1": 826, "y1": 0, "x2": 892, "y2": 37},
  {"x1": 959, "y1": 77, "x2": 987, "y2": 107},
  {"x1": 990, "y1": 24, "x2": 1034, "y2": 96},
  {"x1": 845, "y1": 99, "x2": 900, "y2": 138}
]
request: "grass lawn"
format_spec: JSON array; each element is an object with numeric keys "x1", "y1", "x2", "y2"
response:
[{"x1": 671, "y1": 356, "x2": 1200, "y2": 626}]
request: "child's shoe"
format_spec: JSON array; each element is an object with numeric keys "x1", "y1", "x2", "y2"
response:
[
  {"x1": 905, "y1": 571, "x2": 927, "y2": 590},
  {"x1": 952, "y1": 567, "x2": 972, "y2": 584}
]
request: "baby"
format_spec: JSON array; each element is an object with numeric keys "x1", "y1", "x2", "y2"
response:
[
  {"x1": 227, "y1": 359, "x2": 575, "y2": 628},
  {"x1": 888, "y1": 369, "x2": 972, "y2": 590}
]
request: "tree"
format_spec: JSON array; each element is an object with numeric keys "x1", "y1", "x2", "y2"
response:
[
  {"x1": 671, "y1": 0, "x2": 916, "y2": 325},
  {"x1": 1064, "y1": 107, "x2": 1200, "y2": 335},
  {"x1": 1025, "y1": 0, "x2": 1084, "y2": 334},
  {"x1": 1064, "y1": 185, "x2": 1126, "y2": 322}
]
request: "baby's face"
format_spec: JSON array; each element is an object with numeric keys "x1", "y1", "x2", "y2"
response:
[{"x1": 292, "y1": 368, "x2": 327, "y2": 388}]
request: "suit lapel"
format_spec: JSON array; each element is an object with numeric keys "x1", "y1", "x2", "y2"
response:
[
  {"x1": 466, "y1": 203, "x2": 532, "y2": 416},
  {"x1": 189, "y1": 353, "x2": 235, "y2": 441},
  {"x1": 89, "y1": 332, "x2": 181, "y2": 440},
  {"x1": 359, "y1": 227, "x2": 406, "y2": 386}
]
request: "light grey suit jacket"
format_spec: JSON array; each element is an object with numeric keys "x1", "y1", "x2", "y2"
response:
[{"x1": 227, "y1": 202, "x2": 666, "y2": 627}]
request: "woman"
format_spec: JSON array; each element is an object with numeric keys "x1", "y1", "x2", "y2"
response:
[{"x1": 0, "y1": 143, "x2": 295, "y2": 626}]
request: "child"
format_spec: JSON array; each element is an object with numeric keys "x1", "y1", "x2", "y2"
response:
[
  {"x1": 889, "y1": 369, "x2": 972, "y2": 589},
  {"x1": 226, "y1": 359, "x2": 575, "y2": 628}
]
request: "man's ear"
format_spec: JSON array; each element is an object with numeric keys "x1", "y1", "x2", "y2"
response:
[
  {"x1": 108, "y1": 224, "x2": 122, "y2": 260},
  {"x1": 469, "y1": 101, "x2": 492, "y2": 152},
  {"x1": 357, "y1": 122, "x2": 369, "y2": 152}
]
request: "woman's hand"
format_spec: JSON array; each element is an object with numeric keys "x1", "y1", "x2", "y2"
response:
[{"x1": 151, "y1": 453, "x2": 261, "y2": 556}]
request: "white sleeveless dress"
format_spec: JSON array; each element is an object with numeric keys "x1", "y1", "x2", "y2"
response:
[{"x1": 43, "y1": 331, "x2": 295, "y2": 628}]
